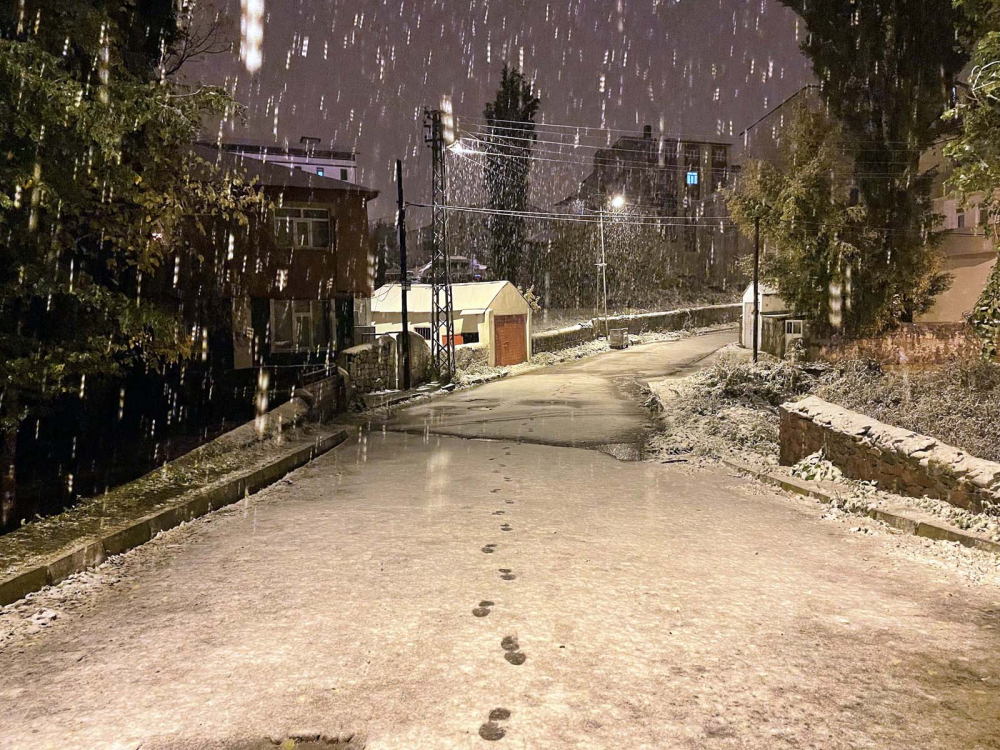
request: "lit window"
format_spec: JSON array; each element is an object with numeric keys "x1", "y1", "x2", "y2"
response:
[
  {"x1": 317, "y1": 168, "x2": 325, "y2": 177},
  {"x1": 274, "y1": 207, "x2": 332, "y2": 249},
  {"x1": 270, "y1": 300, "x2": 333, "y2": 354},
  {"x1": 686, "y1": 171, "x2": 699, "y2": 186}
]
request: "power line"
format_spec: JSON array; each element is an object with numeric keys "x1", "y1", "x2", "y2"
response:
[
  {"x1": 450, "y1": 142, "x2": 928, "y2": 180},
  {"x1": 462, "y1": 124, "x2": 924, "y2": 160},
  {"x1": 405, "y1": 202, "x2": 737, "y2": 228},
  {"x1": 458, "y1": 112, "x2": 933, "y2": 148},
  {"x1": 405, "y1": 202, "x2": 937, "y2": 236}
]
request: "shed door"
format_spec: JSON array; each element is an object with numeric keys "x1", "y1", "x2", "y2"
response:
[{"x1": 494, "y1": 314, "x2": 527, "y2": 366}]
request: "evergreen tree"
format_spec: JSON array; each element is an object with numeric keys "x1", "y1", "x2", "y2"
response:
[
  {"x1": 778, "y1": 0, "x2": 966, "y2": 329},
  {"x1": 482, "y1": 64, "x2": 540, "y2": 285}
]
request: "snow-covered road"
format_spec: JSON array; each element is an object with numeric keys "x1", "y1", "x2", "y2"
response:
[
  {"x1": 2, "y1": 334, "x2": 1000, "y2": 749},
  {"x1": 379, "y1": 328, "x2": 737, "y2": 454}
]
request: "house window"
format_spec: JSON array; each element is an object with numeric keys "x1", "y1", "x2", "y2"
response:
[
  {"x1": 711, "y1": 145, "x2": 729, "y2": 190},
  {"x1": 274, "y1": 207, "x2": 332, "y2": 249},
  {"x1": 415, "y1": 326, "x2": 432, "y2": 340},
  {"x1": 270, "y1": 300, "x2": 333, "y2": 354},
  {"x1": 316, "y1": 168, "x2": 325, "y2": 177},
  {"x1": 684, "y1": 144, "x2": 701, "y2": 201},
  {"x1": 785, "y1": 320, "x2": 803, "y2": 336},
  {"x1": 957, "y1": 210, "x2": 966, "y2": 229},
  {"x1": 462, "y1": 331, "x2": 481, "y2": 344},
  {"x1": 340, "y1": 168, "x2": 349, "y2": 181}
]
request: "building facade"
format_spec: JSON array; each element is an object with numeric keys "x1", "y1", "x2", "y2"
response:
[
  {"x1": 575, "y1": 124, "x2": 732, "y2": 215},
  {"x1": 917, "y1": 141, "x2": 998, "y2": 323},
  {"x1": 167, "y1": 143, "x2": 379, "y2": 372},
  {"x1": 740, "y1": 84, "x2": 997, "y2": 326}
]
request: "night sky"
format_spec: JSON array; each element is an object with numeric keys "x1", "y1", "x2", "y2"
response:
[{"x1": 186, "y1": 0, "x2": 814, "y2": 217}]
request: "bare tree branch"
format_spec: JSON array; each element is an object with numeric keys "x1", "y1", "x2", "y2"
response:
[{"x1": 161, "y1": 11, "x2": 234, "y2": 78}]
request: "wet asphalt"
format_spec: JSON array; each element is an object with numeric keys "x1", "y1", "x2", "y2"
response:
[{"x1": 377, "y1": 328, "x2": 738, "y2": 458}]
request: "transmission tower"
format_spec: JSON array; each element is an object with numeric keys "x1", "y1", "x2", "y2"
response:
[{"x1": 424, "y1": 104, "x2": 456, "y2": 381}]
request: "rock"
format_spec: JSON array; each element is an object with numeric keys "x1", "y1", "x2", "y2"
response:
[{"x1": 30, "y1": 608, "x2": 58, "y2": 625}]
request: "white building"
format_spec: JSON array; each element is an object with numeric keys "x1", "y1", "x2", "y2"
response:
[
  {"x1": 741, "y1": 283, "x2": 790, "y2": 348},
  {"x1": 199, "y1": 137, "x2": 359, "y2": 183},
  {"x1": 371, "y1": 281, "x2": 532, "y2": 366}
]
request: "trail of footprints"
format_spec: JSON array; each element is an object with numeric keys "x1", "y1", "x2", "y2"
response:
[
  {"x1": 479, "y1": 708, "x2": 512, "y2": 741},
  {"x1": 474, "y1": 448, "x2": 524, "y2": 741}
]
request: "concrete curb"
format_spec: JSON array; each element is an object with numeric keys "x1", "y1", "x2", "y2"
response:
[
  {"x1": 360, "y1": 385, "x2": 447, "y2": 411},
  {"x1": 723, "y1": 458, "x2": 1000, "y2": 556},
  {"x1": 0, "y1": 429, "x2": 349, "y2": 607}
]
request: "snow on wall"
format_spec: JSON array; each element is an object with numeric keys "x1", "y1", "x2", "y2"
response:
[
  {"x1": 531, "y1": 303, "x2": 741, "y2": 354},
  {"x1": 780, "y1": 396, "x2": 1000, "y2": 516}
]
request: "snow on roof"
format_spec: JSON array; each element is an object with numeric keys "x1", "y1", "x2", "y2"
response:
[
  {"x1": 190, "y1": 144, "x2": 378, "y2": 197},
  {"x1": 372, "y1": 281, "x2": 513, "y2": 314},
  {"x1": 743, "y1": 282, "x2": 781, "y2": 297}
]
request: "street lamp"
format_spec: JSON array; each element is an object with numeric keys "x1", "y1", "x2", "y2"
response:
[{"x1": 597, "y1": 194, "x2": 625, "y2": 337}]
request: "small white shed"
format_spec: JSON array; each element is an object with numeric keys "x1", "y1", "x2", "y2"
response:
[
  {"x1": 371, "y1": 281, "x2": 532, "y2": 366},
  {"x1": 741, "y1": 283, "x2": 788, "y2": 349}
]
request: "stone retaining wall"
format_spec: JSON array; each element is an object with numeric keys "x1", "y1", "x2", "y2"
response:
[
  {"x1": 808, "y1": 323, "x2": 981, "y2": 365},
  {"x1": 531, "y1": 322, "x2": 598, "y2": 353},
  {"x1": 529, "y1": 303, "x2": 741, "y2": 356},
  {"x1": 599, "y1": 303, "x2": 741, "y2": 336},
  {"x1": 337, "y1": 337, "x2": 396, "y2": 393},
  {"x1": 780, "y1": 395, "x2": 1000, "y2": 515},
  {"x1": 336, "y1": 334, "x2": 431, "y2": 393}
]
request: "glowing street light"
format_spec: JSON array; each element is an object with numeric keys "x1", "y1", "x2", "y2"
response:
[
  {"x1": 609, "y1": 194, "x2": 626, "y2": 210},
  {"x1": 441, "y1": 94, "x2": 456, "y2": 146}
]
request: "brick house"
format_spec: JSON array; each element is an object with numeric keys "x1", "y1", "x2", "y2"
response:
[{"x1": 169, "y1": 142, "x2": 379, "y2": 372}]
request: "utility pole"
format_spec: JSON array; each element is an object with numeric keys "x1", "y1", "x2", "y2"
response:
[
  {"x1": 598, "y1": 207, "x2": 609, "y2": 337},
  {"x1": 396, "y1": 159, "x2": 411, "y2": 391},
  {"x1": 424, "y1": 106, "x2": 456, "y2": 381},
  {"x1": 753, "y1": 215, "x2": 760, "y2": 364}
]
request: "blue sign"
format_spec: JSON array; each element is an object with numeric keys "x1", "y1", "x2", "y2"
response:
[{"x1": 686, "y1": 171, "x2": 699, "y2": 186}]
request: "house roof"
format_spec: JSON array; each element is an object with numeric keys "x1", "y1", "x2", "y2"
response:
[
  {"x1": 190, "y1": 144, "x2": 379, "y2": 198},
  {"x1": 742, "y1": 282, "x2": 781, "y2": 298},
  {"x1": 208, "y1": 138, "x2": 356, "y2": 162},
  {"x1": 372, "y1": 281, "x2": 516, "y2": 314}
]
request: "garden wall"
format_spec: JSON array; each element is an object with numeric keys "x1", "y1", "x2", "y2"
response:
[
  {"x1": 531, "y1": 322, "x2": 598, "y2": 353},
  {"x1": 597, "y1": 303, "x2": 741, "y2": 336},
  {"x1": 336, "y1": 334, "x2": 432, "y2": 393},
  {"x1": 809, "y1": 323, "x2": 980, "y2": 365},
  {"x1": 530, "y1": 303, "x2": 741, "y2": 357},
  {"x1": 780, "y1": 395, "x2": 1000, "y2": 515}
]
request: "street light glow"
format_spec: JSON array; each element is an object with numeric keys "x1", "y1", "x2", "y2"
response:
[{"x1": 610, "y1": 194, "x2": 626, "y2": 209}]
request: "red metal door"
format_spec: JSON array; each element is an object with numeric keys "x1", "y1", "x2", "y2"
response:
[{"x1": 494, "y1": 314, "x2": 527, "y2": 366}]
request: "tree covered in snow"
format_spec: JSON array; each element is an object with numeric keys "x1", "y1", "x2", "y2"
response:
[
  {"x1": 482, "y1": 64, "x2": 540, "y2": 286},
  {"x1": 729, "y1": 107, "x2": 949, "y2": 336},
  {"x1": 776, "y1": 0, "x2": 965, "y2": 329},
  {"x1": 0, "y1": 1, "x2": 264, "y2": 522}
]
